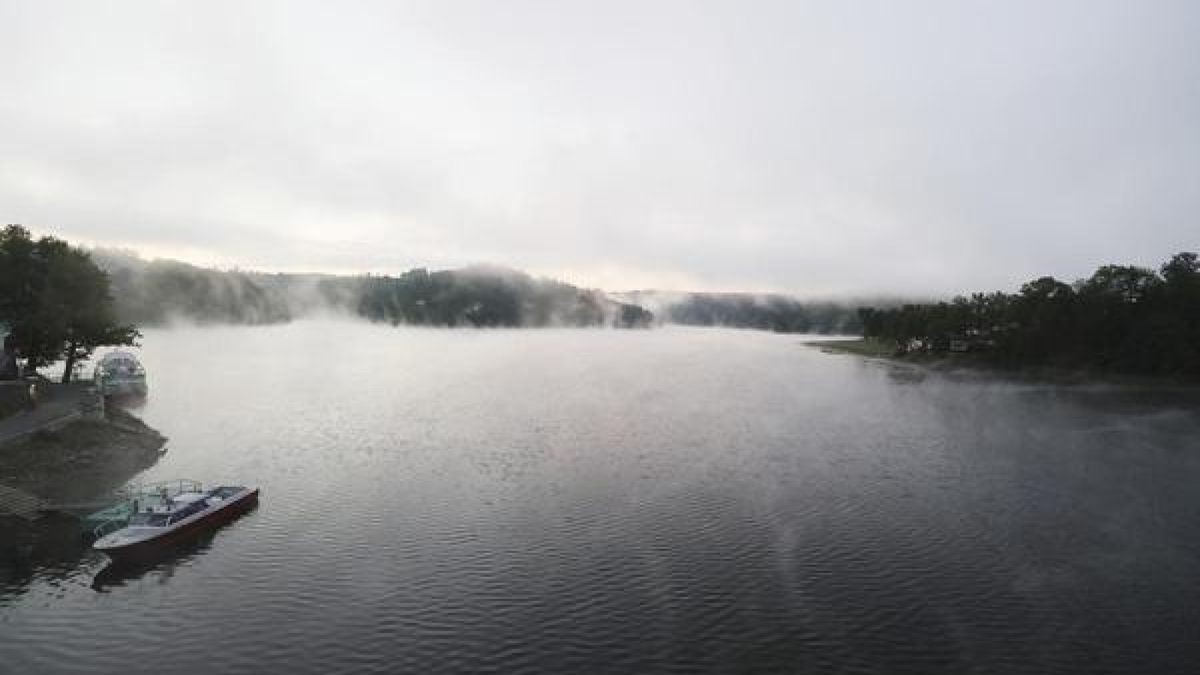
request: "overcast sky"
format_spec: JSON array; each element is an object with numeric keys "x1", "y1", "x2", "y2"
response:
[{"x1": 2, "y1": 1, "x2": 1197, "y2": 296}]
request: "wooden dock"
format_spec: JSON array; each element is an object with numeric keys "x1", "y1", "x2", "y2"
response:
[{"x1": 0, "y1": 483, "x2": 48, "y2": 521}]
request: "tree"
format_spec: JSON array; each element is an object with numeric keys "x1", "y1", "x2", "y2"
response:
[
  {"x1": 854, "y1": 252, "x2": 1200, "y2": 379},
  {"x1": 0, "y1": 225, "x2": 140, "y2": 382},
  {"x1": 0, "y1": 225, "x2": 42, "y2": 329},
  {"x1": 1079, "y1": 265, "x2": 1160, "y2": 304},
  {"x1": 1160, "y1": 252, "x2": 1198, "y2": 287}
]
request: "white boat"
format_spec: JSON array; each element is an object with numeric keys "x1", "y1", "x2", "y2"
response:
[
  {"x1": 93, "y1": 481, "x2": 259, "y2": 562},
  {"x1": 93, "y1": 351, "x2": 148, "y2": 397}
]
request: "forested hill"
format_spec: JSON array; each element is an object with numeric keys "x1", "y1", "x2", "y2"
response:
[
  {"x1": 91, "y1": 250, "x2": 654, "y2": 329},
  {"x1": 92, "y1": 249, "x2": 892, "y2": 334},
  {"x1": 344, "y1": 267, "x2": 654, "y2": 328},
  {"x1": 91, "y1": 250, "x2": 299, "y2": 325}
]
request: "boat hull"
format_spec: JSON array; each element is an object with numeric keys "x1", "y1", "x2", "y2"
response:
[
  {"x1": 100, "y1": 379, "x2": 147, "y2": 398},
  {"x1": 95, "y1": 488, "x2": 259, "y2": 563}
]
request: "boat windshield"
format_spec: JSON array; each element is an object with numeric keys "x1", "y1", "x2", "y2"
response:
[
  {"x1": 129, "y1": 512, "x2": 169, "y2": 527},
  {"x1": 102, "y1": 359, "x2": 143, "y2": 377},
  {"x1": 167, "y1": 500, "x2": 209, "y2": 524}
]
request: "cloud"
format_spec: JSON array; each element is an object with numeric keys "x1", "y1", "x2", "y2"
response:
[{"x1": 2, "y1": 0, "x2": 1197, "y2": 296}]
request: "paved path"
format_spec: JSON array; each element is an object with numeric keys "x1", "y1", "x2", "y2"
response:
[{"x1": 0, "y1": 382, "x2": 95, "y2": 446}]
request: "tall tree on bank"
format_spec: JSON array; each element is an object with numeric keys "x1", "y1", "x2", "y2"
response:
[{"x1": 0, "y1": 225, "x2": 140, "y2": 382}]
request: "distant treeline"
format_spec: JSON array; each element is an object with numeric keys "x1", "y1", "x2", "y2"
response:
[
  {"x1": 92, "y1": 250, "x2": 653, "y2": 329},
  {"x1": 95, "y1": 249, "x2": 878, "y2": 334},
  {"x1": 346, "y1": 267, "x2": 653, "y2": 328},
  {"x1": 94, "y1": 251, "x2": 298, "y2": 325},
  {"x1": 663, "y1": 293, "x2": 866, "y2": 334},
  {"x1": 617, "y1": 290, "x2": 879, "y2": 334},
  {"x1": 857, "y1": 253, "x2": 1200, "y2": 378}
]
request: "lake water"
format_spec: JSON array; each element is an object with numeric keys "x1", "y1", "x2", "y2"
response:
[{"x1": 3, "y1": 322, "x2": 1200, "y2": 674}]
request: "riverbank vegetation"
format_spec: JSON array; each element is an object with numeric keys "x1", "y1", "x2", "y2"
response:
[
  {"x1": 1, "y1": 226, "x2": 139, "y2": 381},
  {"x1": 855, "y1": 253, "x2": 1200, "y2": 379}
]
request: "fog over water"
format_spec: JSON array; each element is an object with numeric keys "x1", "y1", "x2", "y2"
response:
[
  {"x1": 3, "y1": 2, "x2": 1198, "y2": 672},
  {"x1": 3, "y1": 322, "x2": 1199, "y2": 674}
]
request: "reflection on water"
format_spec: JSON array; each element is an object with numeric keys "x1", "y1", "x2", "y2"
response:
[
  {"x1": 883, "y1": 362, "x2": 928, "y2": 384},
  {"x1": 106, "y1": 392, "x2": 148, "y2": 412},
  {"x1": 91, "y1": 546, "x2": 201, "y2": 592},
  {"x1": 0, "y1": 514, "x2": 91, "y2": 597},
  {"x1": 2, "y1": 322, "x2": 1199, "y2": 674}
]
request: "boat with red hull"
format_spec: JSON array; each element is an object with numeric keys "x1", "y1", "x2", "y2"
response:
[{"x1": 93, "y1": 484, "x2": 259, "y2": 562}]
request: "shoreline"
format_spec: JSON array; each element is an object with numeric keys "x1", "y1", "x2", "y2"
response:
[
  {"x1": 0, "y1": 406, "x2": 167, "y2": 504},
  {"x1": 807, "y1": 338, "x2": 1200, "y2": 389},
  {"x1": 1, "y1": 406, "x2": 166, "y2": 584}
]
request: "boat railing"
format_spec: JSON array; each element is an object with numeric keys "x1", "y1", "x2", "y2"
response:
[
  {"x1": 117, "y1": 479, "x2": 204, "y2": 503},
  {"x1": 83, "y1": 479, "x2": 206, "y2": 541},
  {"x1": 92, "y1": 518, "x2": 126, "y2": 540}
]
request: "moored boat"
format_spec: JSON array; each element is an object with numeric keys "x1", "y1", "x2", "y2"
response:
[
  {"x1": 93, "y1": 483, "x2": 259, "y2": 562},
  {"x1": 81, "y1": 479, "x2": 206, "y2": 541},
  {"x1": 93, "y1": 351, "x2": 148, "y2": 398}
]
